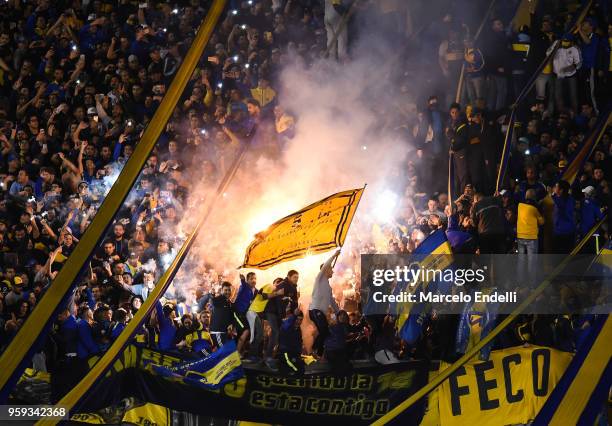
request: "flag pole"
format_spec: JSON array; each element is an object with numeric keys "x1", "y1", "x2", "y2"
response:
[{"x1": 332, "y1": 183, "x2": 367, "y2": 268}]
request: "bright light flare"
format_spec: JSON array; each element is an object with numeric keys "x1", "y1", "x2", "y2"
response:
[
  {"x1": 372, "y1": 189, "x2": 398, "y2": 223},
  {"x1": 246, "y1": 211, "x2": 274, "y2": 237}
]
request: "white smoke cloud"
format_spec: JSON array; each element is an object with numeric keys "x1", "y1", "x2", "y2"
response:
[{"x1": 173, "y1": 48, "x2": 419, "y2": 307}]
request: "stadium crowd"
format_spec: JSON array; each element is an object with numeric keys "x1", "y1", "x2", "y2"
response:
[{"x1": 0, "y1": 0, "x2": 609, "y2": 400}]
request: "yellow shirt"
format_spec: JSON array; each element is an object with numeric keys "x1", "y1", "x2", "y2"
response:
[
  {"x1": 542, "y1": 34, "x2": 555, "y2": 74},
  {"x1": 185, "y1": 325, "x2": 212, "y2": 349},
  {"x1": 517, "y1": 202, "x2": 545, "y2": 240},
  {"x1": 249, "y1": 283, "x2": 274, "y2": 313}
]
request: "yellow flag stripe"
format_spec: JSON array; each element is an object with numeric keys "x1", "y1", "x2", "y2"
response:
[
  {"x1": 549, "y1": 316, "x2": 612, "y2": 425},
  {"x1": 335, "y1": 189, "x2": 360, "y2": 246},
  {"x1": 185, "y1": 350, "x2": 241, "y2": 386}
]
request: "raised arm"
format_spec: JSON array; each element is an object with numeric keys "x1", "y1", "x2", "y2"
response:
[
  {"x1": 95, "y1": 95, "x2": 111, "y2": 124},
  {"x1": 40, "y1": 218, "x2": 57, "y2": 241},
  {"x1": 29, "y1": 214, "x2": 40, "y2": 240},
  {"x1": 58, "y1": 152, "x2": 80, "y2": 176},
  {"x1": 46, "y1": 14, "x2": 65, "y2": 37},
  {"x1": 77, "y1": 141, "x2": 86, "y2": 176},
  {"x1": 107, "y1": 37, "x2": 118, "y2": 60},
  {"x1": 322, "y1": 248, "x2": 341, "y2": 270}
]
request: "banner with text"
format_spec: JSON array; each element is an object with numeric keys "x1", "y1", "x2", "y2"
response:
[
  {"x1": 437, "y1": 346, "x2": 573, "y2": 426},
  {"x1": 74, "y1": 346, "x2": 428, "y2": 425}
]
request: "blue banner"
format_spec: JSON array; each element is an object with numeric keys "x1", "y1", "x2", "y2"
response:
[{"x1": 145, "y1": 340, "x2": 244, "y2": 390}]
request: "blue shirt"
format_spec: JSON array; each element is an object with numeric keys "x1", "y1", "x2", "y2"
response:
[
  {"x1": 197, "y1": 293, "x2": 212, "y2": 312},
  {"x1": 9, "y1": 180, "x2": 34, "y2": 196},
  {"x1": 59, "y1": 315, "x2": 78, "y2": 355},
  {"x1": 155, "y1": 301, "x2": 176, "y2": 350},
  {"x1": 580, "y1": 33, "x2": 600, "y2": 69},
  {"x1": 233, "y1": 277, "x2": 255, "y2": 314},
  {"x1": 279, "y1": 314, "x2": 302, "y2": 354},
  {"x1": 78, "y1": 24, "x2": 108, "y2": 54},
  {"x1": 324, "y1": 323, "x2": 348, "y2": 351},
  {"x1": 580, "y1": 198, "x2": 603, "y2": 236},
  {"x1": 552, "y1": 194, "x2": 575, "y2": 235},
  {"x1": 77, "y1": 319, "x2": 100, "y2": 359},
  {"x1": 130, "y1": 40, "x2": 151, "y2": 63},
  {"x1": 111, "y1": 322, "x2": 126, "y2": 340},
  {"x1": 34, "y1": 177, "x2": 45, "y2": 199}
]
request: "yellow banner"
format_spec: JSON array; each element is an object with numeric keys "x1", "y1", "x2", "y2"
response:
[
  {"x1": 241, "y1": 188, "x2": 364, "y2": 269},
  {"x1": 437, "y1": 346, "x2": 572, "y2": 426},
  {"x1": 122, "y1": 403, "x2": 171, "y2": 426}
]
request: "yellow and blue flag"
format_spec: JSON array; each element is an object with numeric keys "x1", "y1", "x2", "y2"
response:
[
  {"x1": 455, "y1": 289, "x2": 500, "y2": 360},
  {"x1": 395, "y1": 230, "x2": 453, "y2": 344},
  {"x1": 561, "y1": 110, "x2": 611, "y2": 185},
  {"x1": 532, "y1": 315, "x2": 611, "y2": 426},
  {"x1": 146, "y1": 340, "x2": 244, "y2": 390}
]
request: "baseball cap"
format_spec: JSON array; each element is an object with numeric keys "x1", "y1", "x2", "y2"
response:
[
  {"x1": 517, "y1": 33, "x2": 531, "y2": 43},
  {"x1": 582, "y1": 186, "x2": 595, "y2": 196}
]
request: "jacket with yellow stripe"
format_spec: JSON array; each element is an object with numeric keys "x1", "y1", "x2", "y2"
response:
[
  {"x1": 449, "y1": 120, "x2": 469, "y2": 153},
  {"x1": 511, "y1": 33, "x2": 531, "y2": 75},
  {"x1": 184, "y1": 324, "x2": 213, "y2": 353}
]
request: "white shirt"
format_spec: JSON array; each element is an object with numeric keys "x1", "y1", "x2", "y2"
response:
[
  {"x1": 551, "y1": 46, "x2": 582, "y2": 78},
  {"x1": 309, "y1": 253, "x2": 340, "y2": 313}
]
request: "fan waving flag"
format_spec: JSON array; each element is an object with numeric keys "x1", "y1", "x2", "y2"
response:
[{"x1": 241, "y1": 187, "x2": 365, "y2": 269}]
